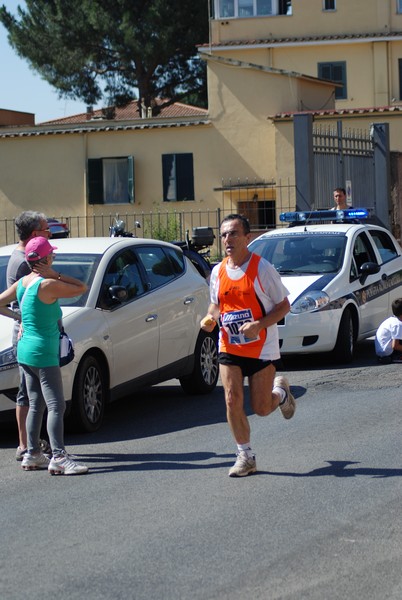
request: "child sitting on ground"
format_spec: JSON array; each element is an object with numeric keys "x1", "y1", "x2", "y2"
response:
[{"x1": 375, "y1": 298, "x2": 402, "y2": 363}]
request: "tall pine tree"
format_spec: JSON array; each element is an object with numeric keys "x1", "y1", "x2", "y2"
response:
[{"x1": 0, "y1": 0, "x2": 209, "y2": 114}]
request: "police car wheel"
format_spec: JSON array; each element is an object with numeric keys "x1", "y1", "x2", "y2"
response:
[{"x1": 333, "y1": 309, "x2": 355, "y2": 364}]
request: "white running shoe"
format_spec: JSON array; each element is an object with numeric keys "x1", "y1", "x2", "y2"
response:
[
  {"x1": 48, "y1": 451, "x2": 89, "y2": 476},
  {"x1": 21, "y1": 452, "x2": 50, "y2": 471},
  {"x1": 228, "y1": 451, "x2": 257, "y2": 477},
  {"x1": 275, "y1": 375, "x2": 296, "y2": 420}
]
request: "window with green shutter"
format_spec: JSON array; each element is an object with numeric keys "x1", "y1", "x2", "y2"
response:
[
  {"x1": 88, "y1": 156, "x2": 134, "y2": 204},
  {"x1": 318, "y1": 61, "x2": 347, "y2": 99},
  {"x1": 323, "y1": 0, "x2": 336, "y2": 10},
  {"x1": 162, "y1": 153, "x2": 195, "y2": 202}
]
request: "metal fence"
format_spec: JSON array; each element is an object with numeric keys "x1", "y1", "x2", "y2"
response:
[
  {"x1": 0, "y1": 182, "x2": 297, "y2": 259},
  {"x1": 313, "y1": 121, "x2": 375, "y2": 209}
]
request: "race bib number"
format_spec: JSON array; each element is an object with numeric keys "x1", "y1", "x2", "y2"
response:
[{"x1": 222, "y1": 309, "x2": 259, "y2": 345}]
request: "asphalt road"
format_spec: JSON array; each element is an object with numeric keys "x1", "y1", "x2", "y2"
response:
[{"x1": 1, "y1": 339, "x2": 402, "y2": 600}]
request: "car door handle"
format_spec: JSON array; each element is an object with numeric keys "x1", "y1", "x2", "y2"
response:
[
  {"x1": 184, "y1": 297, "x2": 195, "y2": 305},
  {"x1": 145, "y1": 314, "x2": 157, "y2": 322},
  {"x1": 382, "y1": 273, "x2": 388, "y2": 281}
]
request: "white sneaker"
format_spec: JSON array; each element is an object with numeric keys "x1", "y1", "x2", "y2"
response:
[
  {"x1": 228, "y1": 451, "x2": 257, "y2": 477},
  {"x1": 274, "y1": 375, "x2": 296, "y2": 420},
  {"x1": 21, "y1": 452, "x2": 50, "y2": 471},
  {"x1": 48, "y1": 451, "x2": 89, "y2": 476}
]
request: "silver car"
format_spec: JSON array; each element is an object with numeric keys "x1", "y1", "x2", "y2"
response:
[{"x1": 0, "y1": 237, "x2": 219, "y2": 432}]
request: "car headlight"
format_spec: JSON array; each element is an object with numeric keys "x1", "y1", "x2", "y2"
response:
[
  {"x1": 0, "y1": 346, "x2": 17, "y2": 371},
  {"x1": 290, "y1": 291, "x2": 330, "y2": 314}
]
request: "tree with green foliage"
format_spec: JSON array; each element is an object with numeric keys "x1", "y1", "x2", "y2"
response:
[{"x1": 0, "y1": 0, "x2": 209, "y2": 114}]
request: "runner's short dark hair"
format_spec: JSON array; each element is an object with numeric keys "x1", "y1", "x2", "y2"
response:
[{"x1": 221, "y1": 213, "x2": 250, "y2": 235}]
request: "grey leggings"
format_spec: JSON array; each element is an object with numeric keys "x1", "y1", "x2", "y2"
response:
[{"x1": 21, "y1": 364, "x2": 66, "y2": 456}]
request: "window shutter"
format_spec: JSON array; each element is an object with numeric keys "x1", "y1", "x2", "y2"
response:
[
  {"x1": 128, "y1": 156, "x2": 135, "y2": 203},
  {"x1": 176, "y1": 154, "x2": 194, "y2": 201},
  {"x1": 318, "y1": 64, "x2": 332, "y2": 81},
  {"x1": 318, "y1": 62, "x2": 346, "y2": 99},
  {"x1": 162, "y1": 153, "x2": 194, "y2": 201},
  {"x1": 88, "y1": 159, "x2": 104, "y2": 204}
]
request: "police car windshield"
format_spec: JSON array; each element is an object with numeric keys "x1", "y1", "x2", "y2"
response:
[{"x1": 249, "y1": 234, "x2": 347, "y2": 275}]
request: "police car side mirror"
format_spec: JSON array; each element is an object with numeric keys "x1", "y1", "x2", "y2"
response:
[{"x1": 359, "y1": 262, "x2": 380, "y2": 285}]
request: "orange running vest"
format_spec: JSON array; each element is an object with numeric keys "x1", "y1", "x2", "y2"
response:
[{"x1": 218, "y1": 254, "x2": 267, "y2": 358}]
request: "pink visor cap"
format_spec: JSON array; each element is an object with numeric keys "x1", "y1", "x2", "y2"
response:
[{"x1": 25, "y1": 236, "x2": 57, "y2": 261}]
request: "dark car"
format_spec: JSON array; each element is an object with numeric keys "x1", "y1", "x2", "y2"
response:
[{"x1": 47, "y1": 218, "x2": 70, "y2": 239}]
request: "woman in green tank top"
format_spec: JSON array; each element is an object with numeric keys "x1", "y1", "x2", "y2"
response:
[{"x1": 0, "y1": 237, "x2": 90, "y2": 475}]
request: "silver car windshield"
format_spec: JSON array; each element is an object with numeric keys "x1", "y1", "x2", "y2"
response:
[
  {"x1": 52, "y1": 254, "x2": 101, "y2": 306},
  {"x1": 0, "y1": 254, "x2": 100, "y2": 308},
  {"x1": 249, "y1": 234, "x2": 347, "y2": 275}
]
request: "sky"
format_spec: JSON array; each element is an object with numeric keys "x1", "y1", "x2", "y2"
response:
[{"x1": 0, "y1": 0, "x2": 101, "y2": 123}]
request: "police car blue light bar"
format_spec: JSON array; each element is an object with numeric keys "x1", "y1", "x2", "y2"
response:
[{"x1": 279, "y1": 208, "x2": 369, "y2": 222}]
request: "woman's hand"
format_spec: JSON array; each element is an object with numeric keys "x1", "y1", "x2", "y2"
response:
[{"x1": 32, "y1": 262, "x2": 57, "y2": 279}]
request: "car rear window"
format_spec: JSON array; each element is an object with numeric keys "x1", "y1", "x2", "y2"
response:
[
  {"x1": 135, "y1": 245, "x2": 183, "y2": 290},
  {"x1": 369, "y1": 230, "x2": 399, "y2": 263}
]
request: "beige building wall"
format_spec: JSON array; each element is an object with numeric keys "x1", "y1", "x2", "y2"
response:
[
  {"x1": 210, "y1": 36, "x2": 398, "y2": 109},
  {"x1": 270, "y1": 43, "x2": 377, "y2": 107},
  {"x1": 0, "y1": 124, "x2": 220, "y2": 232},
  {"x1": 210, "y1": 0, "x2": 402, "y2": 110},
  {"x1": 0, "y1": 115, "x2": 278, "y2": 239},
  {"x1": 211, "y1": 0, "x2": 402, "y2": 43},
  {"x1": 205, "y1": 54, "x2": 335, "y2": 170},
  {"x1": 389, "y1": 41, "x2": 402, "y2": 101},
  {"x1": 0, "y1": 135, "x2": 87, "y2": 221},
  {"x1": 206, "y1": 59, "x2": 278, "y2": 180}
]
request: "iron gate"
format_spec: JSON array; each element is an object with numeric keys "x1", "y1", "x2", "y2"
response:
[
  {"x1": 294, "y1": 114, "x2": 391, "y2": 227},
  {"x1": 313, "y1": 121, "x2": 375, "y2": 209}
]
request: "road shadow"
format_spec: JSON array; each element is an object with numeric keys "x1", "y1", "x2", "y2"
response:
[
  {"x1": 0, "y1": 379, "x2": 308, "y2": 451},
  {"x1": 257, "y1": 460, "x2": 402, "y2": 478},
  {"x1": 36, "y1": 456, "x2": 402, "y2": 477},
  {"x1": 281, "y1": 338, "x2": 380, "y2": 372},
  {"x1": 0, "y1": 384, "x2": 229, "y2": 449},
  {"x1": 65, "y1": 380, "x2": 307, "y2": 447},
  {"x1": 62, "y1": 450, "x2": 235, "y2": 474}
]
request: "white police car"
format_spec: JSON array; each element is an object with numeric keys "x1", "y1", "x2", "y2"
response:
[{"x1": 248, "y1": 209, "x2": 402, "y2": 363}]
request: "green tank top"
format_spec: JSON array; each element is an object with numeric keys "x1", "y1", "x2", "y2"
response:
[{"x1": 16, "y1": 277, "x2": 62, "y2": 367}]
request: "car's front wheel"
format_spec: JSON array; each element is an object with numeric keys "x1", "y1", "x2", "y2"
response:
[
  {"x1": 68, "y1": 354, "x2": 108, "y2": 432},
  {"x1": 180, "y1": 330, "x2": 219, "y2": 394},
  {"x1": 333, "y1": 308, "x2": 355, "y2": 364}
]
